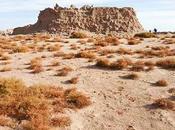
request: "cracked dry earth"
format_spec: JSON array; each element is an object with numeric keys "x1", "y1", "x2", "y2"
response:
[{"x1": 0, "y1": 36, "x2": 175, "y2": 130}]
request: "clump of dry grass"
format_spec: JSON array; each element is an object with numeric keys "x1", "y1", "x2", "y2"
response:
[
  {"x1": 134, "y1": 32, "x2": 156, "y2": 38},
  {"x1": 116, "y1": 48, "x2": 133, "y2": 55},
  {"x1": 0, "y1": 66, "x2": 12, "y2": 72},
  {"x1": 45, "y1": 37, "x2": 62, "y2": 42},
  {"x1": 153, "y1": 98, "x2": 174, "y2": 110},
  {"x1": 156, "y1": 58, "x2": 175, "y2": 69},
  {"x1": 76, "y1": 51, "x2": 96, "y2": 59},
  {"x1": 104, "y1": 36, "x2": 120, "y2": 46},
  {"x1": 123, "y1": 73, "x2": 140, "y2": 80},
  {"x1": 70, "y1": 32, "x2": 88, "y2": 38},
  {"x1": 29, "y1": 57, "x2": 44, "y2": 73},
  {"x1": 56, "y1": 67, "x2": 73, "y2": 76},
  {"x1": 0, "y1": 54, "x2": 11, "y2": 61},
  {"x1": 0, "y1": 77, "x2": 91, "y2": 129},
  {"x1": 128, "y1": 38, "x2": 140, "y2": 45},
  {"x1": 47, "y1": 44, "x2": 61, "y2": 52},
  {"x1": 155, "y1": 79, "x2": 168, "y2": 87},
  {"x1": 70, "y1": 44, "x2": 78, "y2": 50},
  {"x1": 168, "y1": 88, "x2": 175, "y2": 94},
  {"x1": 77, "y1": 40, "x2": 87, "y2": 44},
  {"x1": 95, "y1": 58, "x2": 132, "y2": 70},
  {"x1": 94, "y1": 36, "x2": 120, "y2": 47},
  {"x1": 62, "y1": 53, "x2": 75, "y2": 59},
  {"x1": 87, "y1": 38, "x2": 94, "y2": 43},
  {"x1": 0, "y1": 116, "x2": 16, "y2": 128},
  {"x1": 50, "y1": 60, "x2": 60, "y2": 67},
  {"x1": 110, "y1": 58, "x2": 132, "y2": 70},
  {"x1": 68, "y1": 77, "x2": 79, "y2": 84},
  {"x1": 130, "y1": 61, "x2": 145, "y2": 72},
  {"x1": 95, "y1": 58, "x2": 110, "y2": 68},
  {"x1": 100, "y1": 49, "x2": 117, "y2": 56},
  {"x1": 53, "y1": 51, "x2": 65, "y2": 57},
  {"x1": 50, "y1": 116, "x2": 71, "y2": 127},
  {"x1": 13, "y1": 45, "x2": 29, "y2": 53}
]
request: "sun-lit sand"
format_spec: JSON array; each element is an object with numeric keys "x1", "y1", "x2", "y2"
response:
[{"x1": 0, "y1": 33, "x2": 174, "y2": 130}]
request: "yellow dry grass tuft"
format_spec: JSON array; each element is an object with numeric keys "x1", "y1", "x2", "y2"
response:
[{"x1": 0, "y1": 78, "x2": 91, "y2": 129}]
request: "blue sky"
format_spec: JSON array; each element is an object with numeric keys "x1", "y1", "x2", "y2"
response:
[{"x1": 0, "y1": 0, "x2": 175, "y2": 31}]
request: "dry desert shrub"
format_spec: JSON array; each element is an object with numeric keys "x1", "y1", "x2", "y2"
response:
[
  {"x1": 56, "y1": 67, "x2": 73, "y2": 76},
  {"x1": 0, "y1": 54, "x2": 11, "y2": 61},
  {"x1": 96, "y1": 58, "x2": 132, "y2": 70},
  {"x1": 168, "y1": 88, "x2": 175, "y2": 94},
  {"x1": 130, "y1": 61, "x2": 145, "y2": 72},
  {"x1": 47, "y1": 44, "x2": 61, "y2": 52},
  {"x1": 95, "y1": 58, "x2": 110, "y2": 68},
  {"x1": 50, "y1": 60, "x2": 60, "y2": 67},
  {"x1": 76, "y1": 51, "x2": 96, "y2": 59},
  {"x1": 77, "y1": 40, "x2": 87, "y2": 44},
  {"x1": 70, "y1": 44, "x2": 78, "y2": 50},
  {"x1": 155, "y1": 79, "x2": 168, "y2": 87},
  {"x1": 144, "y1": 60, "x2": 155, "y2": 67},
  {"x1": 70, "y1": 32, "x2": 88, "y2": 38},
  {"x1": 156, "y1": 58, "x2": 175, "y2": 69},
  {"x1": 68, "y1": 77, "x2": 79, "y2": 84},
  {"x1": 162, "y1": 39, "x2": 175, "y2": 44},
  {"x1": 45, "y1": 37, "x2": 62, "y2": 42},
  {"x1": 53, "y1": 51, "x2": 65, "y2": 57},
  {"x1": 62, "y1": 53, "x2": 75, "y2": 59},
  {"x1": 139, "y1": 48, "x2": 174, "y2": 58},
  {"x1": 110, "y1": 58, "x2": 132, "y2": 70},
  {"x1": 0, "y1": 66, "x2": 12, "y2": 72},
  {"x1": 153, "y1": 98, "x2": 174, "y2": 110},
  {"x1": 0, "y1": 77, "x2": 91, "y2": 129},
  {"x1": 65, "y1": 88, "x2": 91, "y2": 109},
  {"x1": 123, "y1": 73, "x2": 139, "y2": 80},
  {"x1": 100, "y1": 49, "x2": 117, "y2": 56},
  {"x1": 0, "y1": 116, "x2": 16, "y2": 128},
  {"x1": 128, "y1": 38, "x2": 140, "y2": 45},
  {"x1": 116, "y1": 48, "x2": 133, "y2": 55},
  {"x1": 94, "y1": 36, "x2": 120, "y2": 47},
  {"x1": 50, "y1": 116, "x2": 71, "y2": 127},
  {"x1": 12, "y1": 45, "x2": 30, "y2": 53},
  {"x1": 104, "y1": 36, "x2": 120, "y2": 46},
  {"x1": 134, "y1": 32, "x2": 156, "y2": 38},
  {"x1": 87, "y1": 38, "x2": 95, "y2": 43},
  {"x1": 29, "y1": 57, "x2": 44, "y2": 73}
]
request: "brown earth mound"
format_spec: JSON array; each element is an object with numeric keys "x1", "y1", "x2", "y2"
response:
[{"x1": 13, "y1": 5, "x2": 144, "y2": 36}]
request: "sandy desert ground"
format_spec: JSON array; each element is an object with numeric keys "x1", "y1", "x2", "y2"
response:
[{"x1": 0, "y1": 33, "x2": 175, "y2": 130}]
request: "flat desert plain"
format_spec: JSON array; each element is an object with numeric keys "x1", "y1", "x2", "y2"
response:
[{"x1": 0, "y1": 33, "x2": 175, "y2": 130}]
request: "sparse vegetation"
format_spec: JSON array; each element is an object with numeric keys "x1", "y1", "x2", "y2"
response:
[
  {"x1": 29, "y1": 57, "x2": 44, "y2": 73},
  {"x1": 134, "y1": 32, "x2": 156, "y2": 38},
  {"x1": 56, "y1": 67, "x2": 73, "y2": 76},
  {"x1": 156, "y1": 58, "x2": 175, "y2": 69},
  {"x1": 0, "y1": 77, "x2": 90, "y2": 129},
  {"x1": 95, "y1": 58, "x2": 110, "y2": 68},
  {"x1": 153, "y1": 98, "x2": 174, "y2": 110},
  {"x1": 123, "y1": 73, "x2": 139, "y2": 80},
  {"x1": 0, "y1": 66, "x2": 12, "y2": 72},
  {"x1": 68, "y1": 77, "x2": 79, "y2": 84},
  {"x1": 155, "y1": 79, "x2": 168, "y2": 87},
  {"x1": 50, "y1": 60, "x2": 60, "y2": 66},
  {"x1": 70, "y1": 32, "x2": 88, "y2": 38},
  {"x1": 76, "y1": 51, "x2": 96, "y2": 59},
  {"x1": 128, "y1": 39, "x2": 140, "y2": 45}
]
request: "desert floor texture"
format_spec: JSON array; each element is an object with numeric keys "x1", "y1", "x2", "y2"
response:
[{"x1": 0, "y1": 33, "x2": 175, "y2": 130}]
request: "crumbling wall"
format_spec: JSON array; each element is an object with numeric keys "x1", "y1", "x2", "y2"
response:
[{"x1": 13, "y1": 5, "x2": 144, "y2": 35}]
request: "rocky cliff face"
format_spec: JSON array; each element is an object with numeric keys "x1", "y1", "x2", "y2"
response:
[{"x1": 13, "y1": 5, "x2": 144, "y2": 35}]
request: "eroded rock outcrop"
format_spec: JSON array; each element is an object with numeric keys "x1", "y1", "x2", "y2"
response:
[{"x1": 13, "y1": 5, "x2": 144, "y2": 35}]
